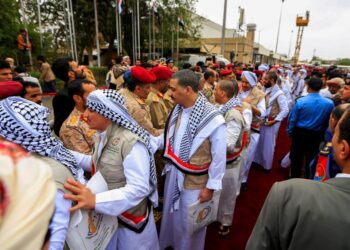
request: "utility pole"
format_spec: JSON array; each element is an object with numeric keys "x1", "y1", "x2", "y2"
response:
[{"x1": 221, "y1": 0, "x2": 228, "y2": 56}]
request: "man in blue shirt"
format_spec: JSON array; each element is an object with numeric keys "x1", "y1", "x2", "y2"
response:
[{"x1": 288, "y1": 77, "x2": 334, "y2": 178}]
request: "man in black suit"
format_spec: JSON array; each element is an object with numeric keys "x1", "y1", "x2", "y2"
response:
[
  {"x1": 51, "y1": 58, "x2": 85, "y2": 135},
  {"x1": 247, "y1": 107, "x2": 350, "y2": 249}
]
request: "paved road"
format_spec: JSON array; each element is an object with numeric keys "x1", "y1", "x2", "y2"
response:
[{"x1": 42, "y1": 95, "x2": 54, "y2": 122}]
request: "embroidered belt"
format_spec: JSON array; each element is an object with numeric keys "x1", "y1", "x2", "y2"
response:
[
  {"x1": 118, "y1": 207, "x2": 150, "y2": 233},
  {"x1": 91, "y1": 161, "x2": 150, "y2": 233},
  {"x1": 226, "y1": 131, "x2": 247, "y2": 163},
  {"x1": 251, "y1": 123, "x2": 260, "y2": 133},
  {"x1": 163, "y1": 140, "x2": 210, "y2": 175}
]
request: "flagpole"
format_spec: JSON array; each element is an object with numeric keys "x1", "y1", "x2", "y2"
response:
[
  {"x1": 161, "y1": 21, "x2": 164, "y2": 58},
  {"x1": 137, "y1": 0, "x2": 141, "y2": 60},
  {"x1": 119, "y1": 11, "x2": 122, "y2": 54},
  {"x1": 132, "y1": 3, "x2": 136, "y2": 64},
  {"x1": 66, "y1": 0, "x2": 74, "y2": 59},
  {"x1": 176, "y1": 20, "x2": 179, "y2": 64},
  {"x1": 221, "y1": 0, "x2": 228, "y2": 56},
  {"x1": 37, "y1": 0, "x2": 43, "y2": 54},
  {"x1": 275, "y1": 0, "x2": 284, "y2": 53},
  {"x1": 69, "y1": 0, "x2": 78, "y2": 61},
  {"x1": 115, "y1": 4, "x2": 119, "y2": 55},
  {"x1": 93, "y1": 0, "x2": 101, "y2": 66},
  {"x1": 152, "y1": 9, "x2": 155, "y2": 59}
]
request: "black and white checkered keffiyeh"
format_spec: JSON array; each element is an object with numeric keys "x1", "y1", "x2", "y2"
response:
[
  {"x1": 167, "y1": 92, "x2": 221, "y2": 206},
  {"x1": 218, "y1": 96, "x2": 242, "y2": 115},
  {"x1": 86, "y1": 89, "x2": 158, "y2": 205},
  {"x1": 0, "y1": 97, "x2": 79, "y2": 178}
]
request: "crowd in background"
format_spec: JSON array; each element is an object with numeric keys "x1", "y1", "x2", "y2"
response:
[{"x1": 1, "y1": 53, "x2": 350, "y2": 249}]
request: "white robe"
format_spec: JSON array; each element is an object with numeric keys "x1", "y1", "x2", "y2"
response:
[
  {"x1": 72, "y1": 137, "x2": 159, "y2": 250},
  {"x1": 217, "y1": 115, "x2": 243, "y2": 226},
  {"x1": 238, "y1": 89, "x2": 266, "y2": 184},
  {"x1": 254, "y1": 87, "x2": 289, "y2": 170},
  {"x1": 157, "y1": 106, "x2": 226, "y2": 250}
]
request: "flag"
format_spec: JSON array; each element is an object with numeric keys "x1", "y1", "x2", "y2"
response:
[
  {"x1": 150, "y1": 0, "x2": 161, "y2": 26},
  {"x1": 178, "y1": 17, "x2": 185, "y2": 31},
  {"x1": 117, "y1": 0, "x2": 123, "y2": 15}
]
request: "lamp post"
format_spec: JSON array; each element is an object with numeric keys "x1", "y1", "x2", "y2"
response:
[{"x1": 275, "y1": 0, "x2": 285, "y2": 53}]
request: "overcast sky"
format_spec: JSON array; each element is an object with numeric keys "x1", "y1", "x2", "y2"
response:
[{"x1": 195, "y1": 0, "x2": 350, "y2": 60}]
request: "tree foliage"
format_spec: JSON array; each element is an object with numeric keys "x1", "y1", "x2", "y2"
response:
[
  {"x1": 336, "y1": 58, "x2": 350, "y2": 66},
  {"x1": 3, "y1": 0, "x2": 200, "y2": 64},
  {"x1": 0, "y1": 0, "x2": 22, "y2": 59}
]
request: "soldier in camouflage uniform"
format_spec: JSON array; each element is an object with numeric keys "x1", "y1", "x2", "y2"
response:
[
  {"x1": 146, "y1": 66, "x2": 173, "y2": 129},
  {"x1": 60, "y1": 79, "x2": 97, "y2": 154},
  {"x1": 201, "y1": 70, "x2": 216, "y2": 103},
  {"x1": 118, "y1": 66, "x2": 163, "y2": 136}
]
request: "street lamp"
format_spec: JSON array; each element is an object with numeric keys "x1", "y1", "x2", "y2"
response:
[{"x1": 275, "y1": 0, "x2": 285, "y2": 53}]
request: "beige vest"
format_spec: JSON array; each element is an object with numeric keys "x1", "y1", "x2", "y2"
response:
[
  {"x1": 35, "y1": 154, "x2": 74, "y2": 194},
  {"x1": 93, "y1": 124, "x2": 148, "y2": 217},
  {"x1": 224, "y1": 108, "x2": 245, "y2": 169},
  {"x1": 265, "y1": 93, "x2": 282, "y2": 120},
  {"x1": 173, "y1": 111, "x2": 212, "y2": 190},
  {"x1": 248, "y1": 87, "x2": 265, "y2": 125}
]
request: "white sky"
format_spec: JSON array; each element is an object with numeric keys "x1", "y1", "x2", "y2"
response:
[{"x1": 195, "y1": 0, "x2": 350, "y2": 61}]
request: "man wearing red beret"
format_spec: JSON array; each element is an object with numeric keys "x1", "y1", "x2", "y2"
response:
[
  {"x1": 221, "y1": 69, "x2": 236, "y2": 81},
  {"x1": 0, "y1": 81, "x2": 23, "y2": 100},
  {"x1": 147, "y1": 66, "x2": 173, "y2": 129},
  {"x1": 0, "y1": 61, "x2": 24, "y2": 99},
  {"x1": 118, "y1": 66, "x2": 163, "y2": 136}
]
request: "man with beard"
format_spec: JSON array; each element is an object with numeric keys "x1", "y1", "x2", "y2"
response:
[
  {"x1": 238, "y1": 71, "x2": 266, "y2": 190},
  {"x1": 52, "y1": 58, "x2": 86, "y2": 136},
  {"x1": 254, "y1": 71, "x2": 289, "y2": 171},
  {"x1": 59, "y1": 79, "x2": 97, "y2": 154},
  {"x1": 154, "y1": 70, "x2": 226, "y2": 250}
]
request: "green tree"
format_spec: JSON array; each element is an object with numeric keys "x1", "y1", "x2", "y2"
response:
[
  {"x1": 22, "y1": 0, "x2": 200, "y2": 65},
  {"x1": 337, "y1": 58, "x2": 350, "y2": 66},
  {"x1": 0, "y1": 0, "x2": 22, "y2": 59}
]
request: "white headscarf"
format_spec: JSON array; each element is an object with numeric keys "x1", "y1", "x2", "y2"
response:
[
  {"x1": 0, "y1": 97, "x2": 79, "y2": 178},
  {"x1": 86, "y1": 89, "x2": 158, "y2": 206},
  {"x1": 242, "y1": 71, "x2": 258, "y2": 87},
  {"x1": 0, "y1": 139, "x2": 55, "y2": 249}
]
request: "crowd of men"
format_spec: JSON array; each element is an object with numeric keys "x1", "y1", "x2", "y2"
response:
[{"x1": 1, "y1": 54, "x2": 350, "y2": 250}]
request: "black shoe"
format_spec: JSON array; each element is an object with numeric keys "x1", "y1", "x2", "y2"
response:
[
  {"x1": 218, "y1": 225, "x2": 230, "y2": 236},
  {"x1": 241, "y1": 182, "x2": 248, "y2": 192}
]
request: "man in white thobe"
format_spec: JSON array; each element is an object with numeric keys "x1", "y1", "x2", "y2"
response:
[
  {"x1": 154, "y1": 70, "x2": 226, "y2": 250},
  {"x1": 254, "y1": 71, "x2": 289, "y2": 171},
  {"x1": 215, "y1": 80, "x2": 246, "y2": 235},
  {"x1": 238, "y1": 71, "x2": 266, "y2": 190},
  {"x1": 64, "y1": 89, "x2": 159, "y2": 250}
]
